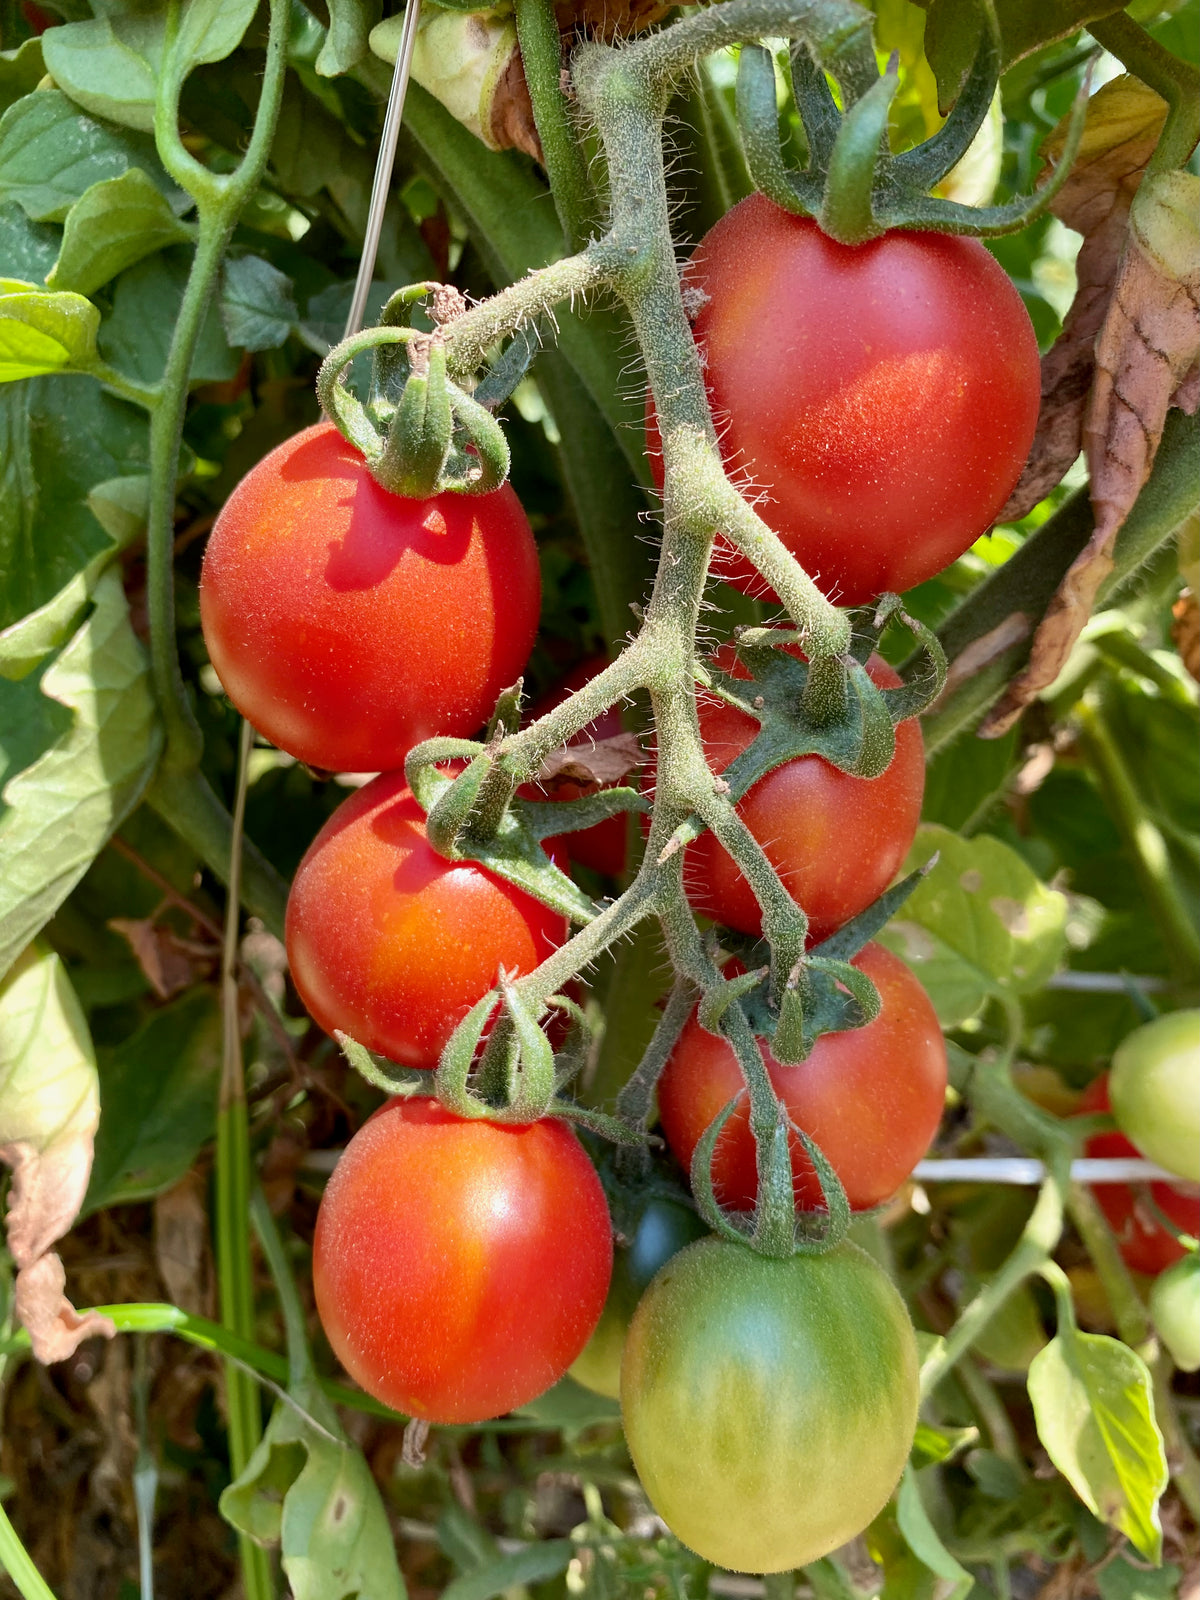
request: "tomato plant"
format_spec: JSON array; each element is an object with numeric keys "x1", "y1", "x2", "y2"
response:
[
  {"x1": 620, "y1": 1237, "x2": 919, "y2": 1573},
  {"x1": 569, "y1": 1196, "x2": 707, "y2": 1398},
  {"x1": 285, "y1": 773, "x2": 567, "y2": 1066},
  {"x1": 1109, "y1": 1010, "x2": 1200, "y2": 1183},
  {"x1": 313, "y1": 1097, "x2": 613, "y2": 1422},
  {"x1": 199, "y1": 422, "x2": 541, "y2": 774},
  {"x1": 1079, "y1": 1076, "x2": 1200, "y2": 1276},
  {"x1": 646, "y1": 195, "x2": 1040, "y2": 606},
  {"x1": 658, "y1": 943, "x2": 946, "y2": 1210},
  {"x1": 679, "y1": 649, "x2": 925, "y2": 941}
]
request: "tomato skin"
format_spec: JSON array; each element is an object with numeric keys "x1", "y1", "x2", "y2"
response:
[
  {"x1": 1080, "y1": 1075, "x2": 1200, "y2": 1276},
  {"x1": 285, "y1": 773, "x2": 566, "y2": 1066},
  {"x1": 199, "y1": 422, "x2": 540, "y2": 773},
  {"x1": 678, "y1": 649, "x2": 924, "y2": 942},
  {"x1": 520, "y1": 658, "x2": 629, "y2": 877},
  {"x1": 1149, "y1": 1255, "x2": 1200, "y2": 1371},
  {"x1": 658, "y1": 943, "x2": 946, "y2": 1211},
  {"x1": 647, "y1": 196, "x2": 1040, "y2": 606},
  {"x1": 1109, "y1": 1010, "x2": 1200, "y2": 1184},
  {"x1": 570, "y1": 1197, "x2": 707, "y2": 1399},
  {"x1": 620, "y1": 1237, "x2": 918, "y2": 1573},
  {"x1": 313, "y1": 1098, "x2": 613, "y2": 1422}
]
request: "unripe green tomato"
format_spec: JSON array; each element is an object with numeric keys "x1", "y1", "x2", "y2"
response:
[
  {"x1": 1149, "y1": 1254, "x2": 1200, "y2": 1371},
  {"x1": 620, "y1": 1237, "x2": 919, "y2": 1574},
  {"x1": 570, "y1": 1197, "x2": 707, "y2": 1399},
  {"x1": 1109, "y1": 1010, "x2": 1200, "y2": 1183}
]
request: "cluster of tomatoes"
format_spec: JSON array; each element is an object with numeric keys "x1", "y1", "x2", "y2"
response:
[{"x1": 198, "y1": 196, "x2": 1062, "y2": 1571}]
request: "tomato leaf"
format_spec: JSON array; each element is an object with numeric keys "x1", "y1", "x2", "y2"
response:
[
  {"x1": 0, "y1": 277, "x2": 100, "y2": 381},
  {"x1": 221, "y1": 253, "x2": 298, "y2": 353},
  {"x1": 84, "y1": 988, "x2": 222, "y2": 1213},
  {"x1": 47, "y1": 168, "x2": 193, "y2": 297},
  {"x1": 439, "y1": 1543, "x2": 573, "y2": 1600},
  {"x1": 98, "y1": 250, "x2": 237, "y2": 387},
  {"x1": 880, "y1": 824, "x2": 1068, "y2": 1024},
  {"x1": 0, "y1": 568, "x2": 162, "y2": 978},
  {"x1": 221, "y1": 1376, "x2": 408, "y2": 1600},
  {"x1": 0, "y1": 377, "x2": 148, "y2": 665},
  {"x1": 0, "y1": 200, "x2": 60, "y2": 282},
  {"x1": 0, "y1": 90, "x2": 173, "y2": 222},
  {"x1": 895, "y1": 1467, "x2": 973, "y2": 1600},
  {"x1": 317, "y1": 0, "x2": 382, "y2": 77},
  {"x1": 1027, "y1": 1324, "x2": 1167, "y2": 1563},
  {"x1": 0, "y1": 940, "x2": 113, "y2": 1362},
  {"x1": 42, "y1": 0, "x2": 260, "y2": 133},
  {"x1": 0, "y1": 39, "x2": 46, "y2": 120},
  {"x1": 917, "y1": 0, "x2": 1124, "y2": 111}
]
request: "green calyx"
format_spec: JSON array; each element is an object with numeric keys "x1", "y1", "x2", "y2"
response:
[
  {"x1": 316, "y1": 283, "x2": 512, "y2": 498},
  {"x1": 736, "y1": 0, "x2": 1090, "y2": 244}
]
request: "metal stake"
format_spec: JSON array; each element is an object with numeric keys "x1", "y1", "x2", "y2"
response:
[{"x1": 343, "y1": 0, "x2": 423, "y2": 342}]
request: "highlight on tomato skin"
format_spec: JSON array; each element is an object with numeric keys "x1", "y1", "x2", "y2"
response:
[
  {"x1": 313, "y1": 1098, "x2": 614, "y2": 1424},
  {"x1": 1079, "y1": 1074, "x2": 1200, "y2": 1277},
  {"x1": 658, "y1": 942, "x2": 948, "y2": 1212},
  {"x1": 199, "y1": 421, "x2": 541, "y2": 775},
  {"x1": 646, "y1": 194, "x2": 1041, "y2": 607},
  {"x1": 665, "y1": 646, "x2": 925, "y2": 943},
  {"x1": 285, "y1": 773, "x2": 567, "y2": 1068}
]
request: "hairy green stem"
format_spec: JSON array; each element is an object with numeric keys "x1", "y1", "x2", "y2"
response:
[{"x1": 514, "y1": 0, "x2": 596, "y2": 250}]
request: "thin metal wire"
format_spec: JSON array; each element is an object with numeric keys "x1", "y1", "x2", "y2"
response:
[
  {"x1": 342, "y1": 0, "x2": 423, "y2": 342},
  {"x1": 913, "y1": 1157, "x2": 1184, "y2": 1186}
]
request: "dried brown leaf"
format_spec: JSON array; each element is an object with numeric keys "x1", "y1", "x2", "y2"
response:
[
  {"x1": 154, "y1": 1171, "x2": 215, "y2": 1318},
  {"x1": 13, "y1": 1251, "x2": 114, "y2": 1364},
  {"x1": 536, "y1": 730, "x2": 645, "y2": 789},
  {"x1": 1000, "y1": 78, "x2": 1167, "y2": 522},
  {"x1": 1173, "y1": 591, "x2": 1200, "y2": 682},
  {"x1": 982, "y1": 172, "x2": 1200, "y2": 737},
  {"x1": 491, "y1": 48, "x2": 542, "y2": 162},
  {"x1": 109, "y1": 916, "x2": 217, "y2": 999}
]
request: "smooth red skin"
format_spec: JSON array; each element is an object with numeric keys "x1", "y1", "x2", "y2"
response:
[
  {"x1": 199, "y1": 422, "x2": 541, "y2": 773},
  {"x1": 1079, "y1": 1076, "x2": 1199, "y2": 1276},
  {"x1": 285, "y1": 773, "x2": 566, "y2": 1067},
  {"x1": 520, "y1": 658, "x2": 628, "y2": 877},
  {"x1": 313, "y1": 1098, "x2": 613, "y2": 1422},
  {"x1": 677, "y1": 649, "x2": 924, "y2": 942},
  {"x1": 646, "y1": 196, "x2": 1040, "y2": 606},
  {"x1": 658, "y1": 943, "x2": 946, "y2": 1211}
]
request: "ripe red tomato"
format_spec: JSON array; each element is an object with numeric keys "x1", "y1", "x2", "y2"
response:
[
  {"x1": 675, "y1": 647, "x2": 924, "y2": 942},
  {"x1": 646, "y1": 195, "x2": 1040, "y2": 606},
  {"x1": 285, "y1": 772, "x2": 566, "y2": 1066},
  {"x1": 313, "y1": 1097, "x2": 613, "y2": 1422},
  {"x1": 1080, "y1": 1075, "x2": 1200, "y2": 1276},
  {"x1": 658, "y1": 943, "x2": 946, "y2": 1211},
  {"x1": 520, "y1": 657, "x2": 630, "y2": 877},
  {"x1": 620, "y1": 1237, "x2": 919, "y2": 1572},
  {"x1": 199, "y1": 422, "x2": 541, "y2": 773}
]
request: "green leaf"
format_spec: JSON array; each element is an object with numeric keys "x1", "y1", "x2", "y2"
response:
[
  {"x1": 1097, "y1": 1557, "x2": 1182, "y2": 1600},
  {"x1": 511, "y1": 1374, "x2": 622, "y2": 1430},
  {"x1": 0, "y1": 938, "x2": 98, "y2": 1153},
  {"x1": 0, "y1": 568, "x2": 163, "y2": 979},
  {"x1": 918, "y1": 0, "x2": 1125, "y2": 110},
  {"x1": 42, "y1": 0, "x2": 260, "y2": 133},
  {"x1": 0, "y1": 276, "x2": 99, "y2": 380},
  {"x1": 84, "y1": 987, "x2": 221, "y2": 1212},
  {"x1": 895, "y1": 1467, "x2": 973, "y2": 1600},
  {"x1": 0, "y1": 89, "x2": 171, "y2": 222},
  {"x1": 98, "y1": 249, "x2": 237, "y2": 387},
  {"x1": 0, "y1": 40, "x2": 47, "y2": 120},
  {"x1": 1027, "y1": 1326, "x2": 1167, "y2": 1564},
  {"x1": 317, "y1": 0, "x2": 382, "y2": 76},
  {"x1": 0, "y1": 202, "x2": 61, "y2": 282},
  {"x1": 221, "y1": 1376, "x2": 408, "y2": 1600},
  {"x1": 440, "y1": 1543, "x2": 573, "y2": 1600},
  {"x1": 0, "y1": 376, "x2": 149, "y2": 655},
  {"x1": 46, "y1": 168, "x2": 193, "y2": 297},
  {"x1": 221, "y1": 254, "x2": 297, "y2": 352},
  {"x1": 879, "y1": 824, "x2": 1068, "y2": 1026}
]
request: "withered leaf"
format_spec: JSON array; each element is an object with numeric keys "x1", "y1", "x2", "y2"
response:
[
  {"x1": 1172, "y1": 591, "x2": 1199, "y2": 683},
  {"x1": 109, "y1": 916, "x2": 217, "y2": 1000},
  {"x1": 536, "y1": 731, "x2": 645, "y2": 789},
  {"x1": 1000, "y1": 77, "x2": 1167, "y2": 522}
]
